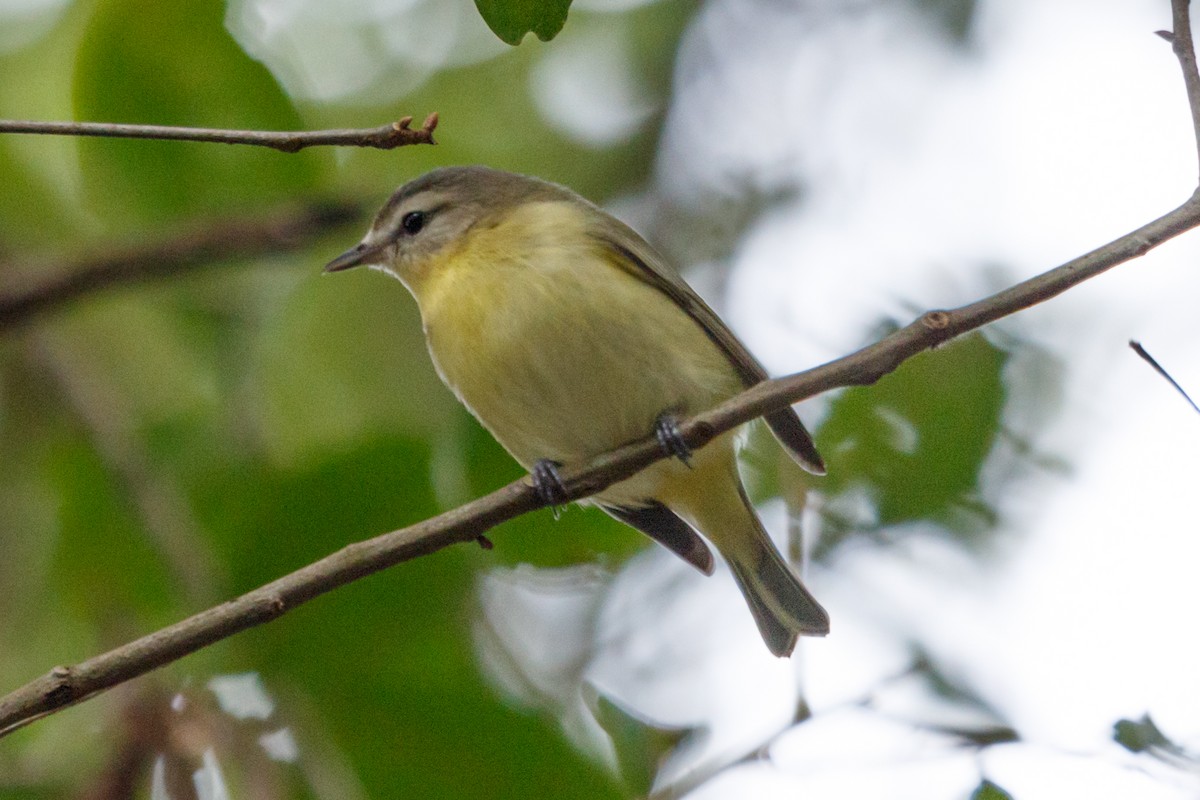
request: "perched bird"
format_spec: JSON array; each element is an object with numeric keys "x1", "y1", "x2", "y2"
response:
[{"x1": 324, "y1": 166, "x2": 829, "y2": 656}]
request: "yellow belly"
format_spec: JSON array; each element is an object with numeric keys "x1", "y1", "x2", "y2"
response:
[{"x1": 411, "y1": 204, "x2": 742, "y2": 504}]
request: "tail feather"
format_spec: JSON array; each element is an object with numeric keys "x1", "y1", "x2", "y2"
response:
[
  {"x1": 722, "y1": 482, "x2": 829, "y2": 657},
  {"x1": 653, "y1": 442, "x2": 829, "y2": 657},
  {"x1": 725, "y1": 535, "x2": 829, "y2": 657}
]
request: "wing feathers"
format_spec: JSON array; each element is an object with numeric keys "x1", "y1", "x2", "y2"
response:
[{"x1": 590, "y1": 222, "x2": 824, "y2": 475}]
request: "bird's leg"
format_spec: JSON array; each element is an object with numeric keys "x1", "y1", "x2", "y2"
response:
[
  {"x1": 654, "y1": 412, "x2": 692, "y2": 467},
  {"x1": 531, "y1": 458, "x2": 569, "y2": 518}
]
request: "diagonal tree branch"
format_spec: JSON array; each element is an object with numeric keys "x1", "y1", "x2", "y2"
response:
[
  {"x1": 1, "y1": 0, "x2": 1198, "y2": 743},
  {"x1": 2, "y1": 190, "x2": 1199, "y2": 739},
  {"x1": 0, "y1": 113, "x2": 438, "y2": 153},
  {"x1": 0, "y1": 200, "x2": 362, "y2": 331}
]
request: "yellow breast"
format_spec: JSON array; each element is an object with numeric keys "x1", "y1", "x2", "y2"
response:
[{"x1": 410, "y1": 201, "x2": 742, "y2": 475}]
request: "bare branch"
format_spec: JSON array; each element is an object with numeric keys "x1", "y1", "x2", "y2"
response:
[
  {"x1": 3, "y1": 0, "x2": 1200, "y2": 744},
  {"x1": 1168, "y1": 0, "x2": 1200, "y2": 173},
  {"x1": 0, "y1": 200, "x2": 362, "y2": 331},
  {"x1": 0, "y1": 113, "x2": 438, "y2": 152},
  {"x1": 3, "y1": 186, "x2": 1200, "y2": 738}
]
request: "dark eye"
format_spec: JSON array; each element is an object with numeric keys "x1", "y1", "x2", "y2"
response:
[{"x1": 401, "y1": 211, "x2": 426, "y2": 235}]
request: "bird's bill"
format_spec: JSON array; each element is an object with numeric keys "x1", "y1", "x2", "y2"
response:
[{"x1": 323, "y1": 242, "x2": 385, "y2": 273}]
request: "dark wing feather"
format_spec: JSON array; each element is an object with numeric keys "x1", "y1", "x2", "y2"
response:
[
  {"x1": 602, "y1": 502, "x2": 715, "y2": 575},
  {"x1": 588, "y1": 216, "x2": 825, "y2": 475}
]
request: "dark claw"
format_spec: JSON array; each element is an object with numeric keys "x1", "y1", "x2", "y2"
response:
[
  {"x1": 654, "y1": 413, "x2": 692, "y2": 467},
  {"x1": 531, "y1": 459, "x2": 569, "y2": 513}
]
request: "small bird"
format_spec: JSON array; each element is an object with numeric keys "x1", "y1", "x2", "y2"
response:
[{"x1": 324, "y1": 166, "x2": 829, "y2": 656}]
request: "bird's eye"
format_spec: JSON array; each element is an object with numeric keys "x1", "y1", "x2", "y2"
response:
[{"x1": 401, "y1": 211, "x2": 427, "y2": 235}]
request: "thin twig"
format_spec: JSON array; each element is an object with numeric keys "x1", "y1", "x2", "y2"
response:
[
  {"x1": 0, "y1": 113, "x2": 438, "y2": 153},
  {"x1": 0, "y1": 200, "x2": 362, "y2": 331},
  {"x1": 1130, "y1": 340, "x2": 1200, "y2": 414},
  {"x1": 1, "y1": 0, "x2": 1199, "y2": 743}
]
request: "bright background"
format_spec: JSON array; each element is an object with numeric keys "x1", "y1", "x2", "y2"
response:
[{"x1": 1, "y1": 0, "x2": 1198, "y2": 798}]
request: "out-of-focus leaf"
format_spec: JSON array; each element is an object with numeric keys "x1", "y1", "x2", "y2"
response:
[
  {"x1": 193, "y1": 439, "x2": 621, "y2": 799},
  {"x1": 914, "y1": 0, "x2": 978, "y2": 44},
  {"x1": 970, "y1": 779, "x2": 1014, "y2": 800},
  {"x1": 474, "y1": 0, "x2": 573, "y2": 45},
  {"x1": 252, "y1": 265, "x2": 458, "y2": 467},
  {"x1": 0, "y1": 149, "x2": 66, "y2": 250},
  {"x1": 0, "y1": 788, "x2": 61, "y2": 800},
  {"x1": 326, "y1": 0, "x2": 694, "y2": 221},
  {"x1": 877, "y1": 647, "x2": 1018, "y2": 747},
  {"x1": 1114, "y1": 714, "x2": 1173, "y2": 754},
  {"x1": 50, "y1": 295, "x2": 225, "y2": 434},
  {"x1": 1113, "y1": 713, "x2": 1200, "y2": 772},
  {"x1": 816, "y1": 331, "x2": 1007, "y2": 554},
  {"x1": 43, "y1": 432, "x2": 176, "y2": 625},
  {"x1": 585, "y1": 683, "x2": 698, "y2": 795},
  {"x1": 72, "y1": 0, "x2": 322, "y2": 227},
  {"x1": 0, "y1": 8, "x2": 86, "y2": 250}
]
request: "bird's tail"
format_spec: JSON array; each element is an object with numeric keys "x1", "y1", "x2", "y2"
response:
[
  {"x1": 724, "y1": 518, "x2": 829, "y2": 656},
  {"x1": 692, "y1": 478, "x2": 829, "y2": 657}
]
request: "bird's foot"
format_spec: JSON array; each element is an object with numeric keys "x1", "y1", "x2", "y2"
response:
[
  {"x1": 654, "y1": 413, "x2": 692, "y2": 467},
  {"x1": 531, "y1": 459, "x2": 569, "y2": 517}
]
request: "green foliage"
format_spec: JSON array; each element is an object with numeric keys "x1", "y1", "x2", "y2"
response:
[
  {"x1": 585, "y1": 685, "x2": 698, "y2": 795},
  {"x1": 191, "y1": 440, "x2": 622, "y2": 799},
  {"x1": 816, "y1": 331, "x2": 1007, "y2": 554},
  {"x1": 73, "y1": 0, "x2": 324, "y2": 227},
  {"x1": 971, "y1": 779, "x2": 1014, "y2": 800},
  {"x1": 1114, "y1": 714, "x2": 1173, "y2": 754},
  {"x1": 0, "y1": 150, "x2": 63, "y2": 247},
  {"x1": 44, "y1": 431, "x2": 177, "y2": 624},
  {"x1": 474, "y1": 0, "x2": 574, "y2": 45},
  {"x1": 1113, "y1": 713, "x2": 1200, "y2": 770},
  {"x1": 0, "y1": 789, "x2": 58, "y2": 800},
  {"x1": 914, "y1": 0, "x2": 979, "y2": 43}
]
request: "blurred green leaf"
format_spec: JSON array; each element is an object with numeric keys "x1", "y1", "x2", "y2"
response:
[
  {"x1": 817, "y1": 331, "x2": 1007, "y2": 553},
  {"x1": 0, "y1": 788, "x2": 60, "y2": 800},
  {"x1": 1114, "y1": 714, "x2": 1172, "y2": 754},
  {"x1": 971, "y1": 779, "x2": 1014, "y2": 800},
  {"x1": 474, "y1": 0, "x2": 574, "y2": 45},
  {"x1": 914, "y1": 0, "x2": 979, "y2": 44},
  {"x1": 0, "y1": 147, "x2": 66, "y2": 250},
  {"x1": 194, "y1": 437, "x2": 440, "y2": 584},
  {"x1": 585, "y1": 683, "x2": 697, "y2": 795},
  {"x1": 324, "y1": 0, "x2": 694, "y2": 218},
  {"x1": 252, "y1": 266, "x2": 460, "y2": 467},
  {"x1": 1112, "y1": 713, "x2": 1200, "y2": 769},
  {"x1": 43, "y1": 431, "x2": 177, "y2": 625},
  {"x1": 72, "y1": 0, "x2": 323, "y2": 227},
  {"x1": 893, "y1": 647, "x2": 1018, "y2": 746},
  {"x1": 193, "y1": 438, "x2": 620, "y2": 799},
  {"x1": 0, "y1": 10, "x2": 85, "y2": 250}
]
